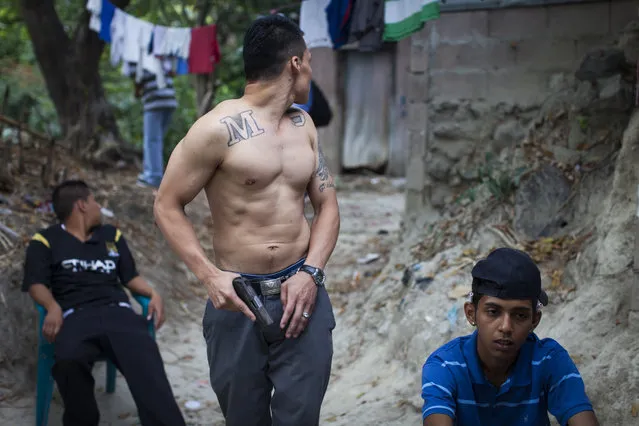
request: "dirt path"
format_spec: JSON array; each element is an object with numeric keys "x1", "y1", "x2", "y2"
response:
[{"x1": 2, "y1": 177, "x2": 406, "y2": 426}]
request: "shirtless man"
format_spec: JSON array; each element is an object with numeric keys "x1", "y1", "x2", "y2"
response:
[{"x1": 153, "y1": 15, "x2": 340, "y2": 426}]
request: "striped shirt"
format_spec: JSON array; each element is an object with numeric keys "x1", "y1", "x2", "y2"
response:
[
  {"x1": 421, "y1": 331, "x2": 594, "y2": 426},
  {"x1": 139, "y1": 70, "x2": 178, "y2": 112}
]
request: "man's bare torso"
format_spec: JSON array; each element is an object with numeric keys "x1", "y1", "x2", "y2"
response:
[{"x1": 204, "y1": 100, "x2": 316, "y2": 274}]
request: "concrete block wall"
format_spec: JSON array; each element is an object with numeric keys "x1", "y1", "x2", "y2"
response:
[{"x1": 405, "y1": 0, "x2": 638, "y2": 214}]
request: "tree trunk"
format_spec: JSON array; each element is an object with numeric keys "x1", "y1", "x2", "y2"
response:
[
  {"x1": 19, "y1": 0, "x2": 132, "y2": 164},
  {"x1": 194, "y1": 0, "x2": 216, "y2": 117}
]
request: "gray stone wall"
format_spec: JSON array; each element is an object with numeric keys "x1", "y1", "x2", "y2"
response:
[{"x1": 405, "y1": 0, "x2": 638, "y2": 214}]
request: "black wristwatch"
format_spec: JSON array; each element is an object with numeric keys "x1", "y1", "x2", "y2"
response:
[{"x1": 299, "y1": 265, "x2": 326, "y2": 287}]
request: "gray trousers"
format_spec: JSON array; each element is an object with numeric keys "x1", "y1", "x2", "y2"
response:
[{"x1": 203, "y1": 287, "x2": 335, "y2": 426}]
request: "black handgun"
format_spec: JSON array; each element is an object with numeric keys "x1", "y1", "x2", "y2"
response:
[{"x1": 233, "y1": 277, "x2": 274, "y2": 327}]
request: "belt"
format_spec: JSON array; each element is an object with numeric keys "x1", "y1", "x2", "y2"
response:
[
  {"x1": 62, "y1": 302, "x2": 132, "y2": 319},
  {"x1": 246, "y1": 270, "x2": 298, "y2": 296}
]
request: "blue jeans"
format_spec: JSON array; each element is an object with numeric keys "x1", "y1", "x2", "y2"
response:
[{"x1": 139, "y1": 108, "x2": 174, "y2": 187}]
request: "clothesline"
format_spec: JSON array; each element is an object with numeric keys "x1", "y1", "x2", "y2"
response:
[{"x1": 87, "y1": 0, "x2": 221, "y2": 82}]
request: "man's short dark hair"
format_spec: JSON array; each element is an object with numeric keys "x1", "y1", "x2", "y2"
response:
[
  {"x1": 52, "y1": 180, "x2": 91, "y2": 222},
  {"x1": 243, "y1": 15, "x2": 306, "y2": 81}
]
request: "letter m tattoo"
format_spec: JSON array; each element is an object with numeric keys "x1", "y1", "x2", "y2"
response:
[{"x1": 220, "y1": 110, "x2": 265, "y2": 146}]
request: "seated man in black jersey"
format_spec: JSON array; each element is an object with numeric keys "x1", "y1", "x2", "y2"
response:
[{"x1": 22, "y1": 180, "x2": 185, "y2": 426}]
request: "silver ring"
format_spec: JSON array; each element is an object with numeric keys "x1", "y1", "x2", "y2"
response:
[{"x1": 302, "y1": 312, "x2": 310, "y2": 319}]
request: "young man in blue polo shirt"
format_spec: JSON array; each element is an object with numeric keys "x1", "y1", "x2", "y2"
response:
[{"x1": 421, "y1": 248, "x2": 599, "y2": 426}]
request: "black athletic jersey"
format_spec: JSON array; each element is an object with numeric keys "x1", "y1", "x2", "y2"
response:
[{"x1": 22, "y1": 224, "x2": 139, "y2": 311}]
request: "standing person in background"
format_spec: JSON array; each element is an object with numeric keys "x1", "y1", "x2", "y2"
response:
[{"x1": 133, "y1": 60, "x2": 178, "y2": 190}]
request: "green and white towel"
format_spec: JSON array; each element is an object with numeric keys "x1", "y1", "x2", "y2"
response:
[{"x1": 384, "y1": 0, "x2": 440, "y2": 42}]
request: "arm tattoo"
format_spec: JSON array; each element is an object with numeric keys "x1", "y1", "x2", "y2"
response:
[
  {"x1": 316, "y1": 146, "x2": 335, "y2": 192},
  {"x1": 290, "y1": 112, "x2": 306, "y2": 127},
  {"x1": 219, "y1": 110, "x2": 265, "y2": 146}
]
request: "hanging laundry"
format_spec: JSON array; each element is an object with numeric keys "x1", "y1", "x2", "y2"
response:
[
  {"x1": 135, "y1": 19, "x2": 155, "y2": 82},
  {"x1": 383, "y1": 0, "x2": 440, "y2": 42},
  {"x1": 188, "y1": 25, "x2": 221, "y2": 74},
  {"x1": 98, "y1": 0, "x2": 116, "y2": 42},
  {"x1": 155, "y1": 27, "x2": 191, "y2": 59},
  {"x1": 109, "y1": 8, "x2": 126, "y2": 66},
  {"x1": 349, "y1": 0, "x2": 385, "y2": 52},
  {"x1": 299, "y1": 0, "x2": 332, "y2": 49},
  {"x1": 151, "y1": 26, "x2": 169, "y2": 56},
  {"x1": 86, "y1": 0, "x2": 102, "y2": 33},
  {"x1": 119, "y1": 14, "x2": 151, "y2": 64},
  {"x1": 325, "y1": 0, "x2": 355, "y2": 49},
  {"x1": 176, "y1": 57, "x2": 189, "y2": 75}
]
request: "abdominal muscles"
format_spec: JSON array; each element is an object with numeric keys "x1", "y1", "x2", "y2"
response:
[{"x1": 205, "y1": 175, "x2": 312, "y2": 274}]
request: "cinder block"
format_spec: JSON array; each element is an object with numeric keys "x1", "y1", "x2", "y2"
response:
[
  {"x1": 485, "y1": 71, "x2": 548, "y2": 107},
  {"x1": 432, "y1": 40, "x2": 515, "y2": 71},
  {"x1": 406, "y1": 157, "x2": 426, "y2": 191},
  {"x1": 408, "y1": 129, "x2": 427, "y2": 158},
  {"x1": 405, "y1": 189, "x2": 426, "y2": 214},
  {"x1": 547, "y1": 3, "x2": 610, "y2": 39},
  {"x1": 407, "y1": 102, "x2": 428, "y2": 132},
  {"x1": 488, "y1": 7, "x2": 547, "y2": 40},
  {"x1": 407, "y1": 72, "x2": 429, "y2": 102},
  {"x1": 411, "y1": 22, "x2": 432, "y2": 44},
  {"x1": 431, "y1": 71, "x2": 488, "y2": 102},
  {"x1": 410, "y1": 43, "x2": 429, "y2": 73},
  {"x1": 610, "y1": 0, "x2": 639, "y2": 32},
  {"x1": 435, "y1": 11, "x2": 489, "y2": 42},
  {"x1": 514, "y1": 38, "x2": 579, "y2": 72}
]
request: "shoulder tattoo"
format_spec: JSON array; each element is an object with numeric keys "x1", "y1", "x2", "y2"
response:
[
  {"x1": 219, "y1": 110, "x2": 265, "y2": 146},
  {"x1": 289, "y1": 111, "x2": 306, "y2": 127},
  {"x1": 316, "y1": 146, "x2": 335, "y2": 192}
]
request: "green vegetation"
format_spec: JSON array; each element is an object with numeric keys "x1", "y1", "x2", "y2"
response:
[{"x1": 0, "y1": 0, "x2": 290, "y2": 162}]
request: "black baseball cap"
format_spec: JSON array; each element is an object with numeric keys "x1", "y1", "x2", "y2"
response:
[{"x1": 471, "y1": 248, "x2": 548, "y2": 306}]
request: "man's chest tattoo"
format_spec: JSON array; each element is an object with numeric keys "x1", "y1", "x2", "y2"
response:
[{"x1": 219, "y1": 110, "x2": 265, "y2": 146}]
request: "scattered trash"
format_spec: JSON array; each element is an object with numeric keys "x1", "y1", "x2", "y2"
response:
[
  {"x1": 350, "y1": 270, "x2": 361, "y2": 287},
  {"x1": 377, "y1": 229, "x2": 389, "y2": 235},
  {"x1": 0, "y1": 222, "x2": 19, "y2": 241},
  {"x1": 357, "y1": 253, "x2": 380, "y2": 264},
  {"x1": 101, "y1": 207, "x2": 115, "y2": 218},
  {"x1": 0, "y1": 208, "x2": 11, "y2": 215},
  {"x1": 35, "y1": 202, "x2": 53, "y2": 213},
  {"x1": 184, "y1": 400, "x2": 202, "y2": 411},
  {"x1": 631, "y1": 402, "x2": 638, "y2": 417},
  {"x1": 196, "y1": 379, "x2": 209, "y2": 388},
  {"x1": 117, "y1": 412, "x2": 131, "y2": 419},
  {"x1": 401, "y1": 268, "x2": 412, "y2": 287},
  {"x1": 447, "y1": 304, "x2": 460, "y2": 329},
  {"x1": 22, "y1": 195, "x2": 41, "y2": 208},
  {"x1": 447, "y1": 285, "x2": 472, "y2": 300},
  {"x1": 415, "y1": 276, "x2": 434, "y2": 291}
]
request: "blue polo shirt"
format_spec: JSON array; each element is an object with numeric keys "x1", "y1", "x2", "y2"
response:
[{"x1": 421, "y1": 331, "x2": 593, "y2": 426}]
